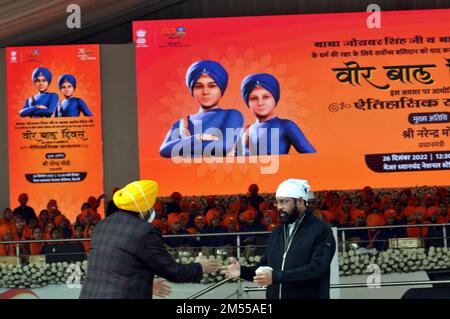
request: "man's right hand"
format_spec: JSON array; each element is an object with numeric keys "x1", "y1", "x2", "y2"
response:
[
  {"x1": 197, "y1": 253, "x2": 220, "y2": 274},
  {"x1": 224, "y1": 257, "x2": 241, "y2": 279}
]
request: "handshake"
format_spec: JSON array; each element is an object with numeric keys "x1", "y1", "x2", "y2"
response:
[
  {"x1": 223, "y1": 257, "x2": 273, "y2": 286},
  {"x1": 196, "y1": 252, "x2": 220, "y2": 274}
]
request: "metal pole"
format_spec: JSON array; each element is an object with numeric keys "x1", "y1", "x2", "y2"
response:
[
  {"x1": 16, "y1": 243, "x2": 20, "y2": 265},
  {"x1": 187, "y1": 277, "x2": 231, "y2": 299},
  {"x1": 341, "y1": 230, "x2": 346, "y2": 253},
  {"x1": 443, "y1": 225, "x2": 448, "y2": 248},
  {"x1": 236, "y1": 234, "x2": 242, "y2": 299}
]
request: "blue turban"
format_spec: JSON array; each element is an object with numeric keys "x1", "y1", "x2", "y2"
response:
[
  {"x1": 241, "y1": 73, "x2": 280, "y2": 107},
  {"x1": 32, "y1": 67, "x2": 52, "y2": 84},
  {"x1": 185, "y1": 60, "x2": 228, "y2": 95},
  {"x1": 58, "y1": 74, "x2": 77, "y2": 89}
]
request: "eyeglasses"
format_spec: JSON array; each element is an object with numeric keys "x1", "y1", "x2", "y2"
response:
[{"x1": 276, "y1": 198, "x2": 295, "y2": 206}]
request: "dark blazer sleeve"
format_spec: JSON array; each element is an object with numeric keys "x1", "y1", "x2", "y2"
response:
[
  {"x1": 137, "y1": 227, "x2": 203, "y2": 283},
  {"x1": 272, "y1": 226, "x2": 335, "y2": 284}
]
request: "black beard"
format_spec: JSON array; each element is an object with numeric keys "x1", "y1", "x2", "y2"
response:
[{"x1": 279, "y1": 205, "x2": 300, "y2": 225}]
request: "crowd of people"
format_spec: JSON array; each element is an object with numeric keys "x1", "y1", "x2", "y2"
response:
[
  {"x1": 0, "y1": 193, "x2": 103, "y2": 256},
  {"x1": 1, "y1": 184, "x2": 449, "y2": 256}
]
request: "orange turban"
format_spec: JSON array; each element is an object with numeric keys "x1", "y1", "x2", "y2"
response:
[
  {"x1": 351, "y1": 209, "x2": 366, "y2": 223},
  {"x1": 426, "y1": 206, "x2": 440, "y2": 218},
  {"x1": 167, "y1": 213, "x2": 180, "y2": 230},
  {"x1": 383, "y1": 208, "x2": 397, "y2": 219},
  {"x1": 47, "y1": 199, "x2": 58, "y2": 212},
  {"x1": 223, "y1": 215, "x2": 239, "y2": 231},
  {"x1": 366, "y1": 214, "x2": 383, "y2": 227},
  {"x1": 206, "y1": 209, "x2": 220, "y2": 225},
  {"x1": 241, "y1": 209, "x2": 257, "y2": 221},
  {"x1": 188, "y1": 199, "x2": 202, "y2": 212},
  {"x1": 404, "y1": 206, "x2": 426, "y2": 218}
]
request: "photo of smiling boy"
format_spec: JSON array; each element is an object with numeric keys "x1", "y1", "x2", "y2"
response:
[
  {"x1": 159, "y1": 60, "x2": 243, "y2": 158},
  {"x1": 56, "y1": 74, "x2": 93, "y2": 117},
  {"x1": 238, "y1": 73, "x2": 316, "y2": 156},
  {"x1": 19, "y1": 67, "x2": 59, "y2": 118}
]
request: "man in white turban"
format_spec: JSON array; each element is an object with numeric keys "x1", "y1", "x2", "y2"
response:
[{"x1": 225, "y1": 178, "x2": 335, "y2": 299}]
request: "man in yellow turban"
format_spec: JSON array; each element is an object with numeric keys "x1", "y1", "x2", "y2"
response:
[{"x1": 80, "y1": 180, "x2": 219, "y2": 299}]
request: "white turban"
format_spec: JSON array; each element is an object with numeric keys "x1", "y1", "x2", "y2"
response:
[{"x1": 276, "y1": 179, "x2": 311, "y2": 200}]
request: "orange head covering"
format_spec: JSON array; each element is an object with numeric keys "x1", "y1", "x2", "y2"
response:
[
  {"x1": 188, "y1": 199, "x2": 202, "y2": 212},
  {"x1": 351, "y1": 209, "x2": 366, "y2": 223},
  {"x1": 47, "y1": 199, "x2": 58, "y2": 213},
  {"x1": 223, "y1": 215, "x2": 239, "y2": 231},
  {"x1": 167, "y1": 213, "x2": 180, "y2": 230},
  {"x1": 366, "y1": 214, "x2": 383, "y2": 227},
  {"x1": 206, "y1": 209, "x2": 220, "y2": 226},
  {"x1": 384, "y1": 208, "x2": 397, "y2": 219},
  {"x1": 404, "y1": 206, "x2": 426, "y2": 218},
  {"x1": 426, "y1": 206, "x2": 440, "y2": 218},
  {"x1": 241, "y1": 209, "x2": 257, "y2": 221},
  {"x1": 194, "y1": 215, "x2": 206, "y2": 226}
]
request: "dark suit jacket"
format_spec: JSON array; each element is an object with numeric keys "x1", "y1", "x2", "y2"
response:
[
  {"x1": 79, "y1": 211, "x2": 203, "y2": 299},
  {"x1": 241, "y1": 208, "x2": 336, "y2": 299}
]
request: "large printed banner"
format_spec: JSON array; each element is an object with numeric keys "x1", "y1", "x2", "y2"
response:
[
  {"x1": 6, "y1": 45, "x2": 103, "y2": 221},
  {"x1": 134, "y1": 10, "x2": 450, "y2": 196}
]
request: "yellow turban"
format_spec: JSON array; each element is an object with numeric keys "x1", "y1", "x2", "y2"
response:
[{"x1": 113, "y1": 180, "x2": 158, "y2": 213}]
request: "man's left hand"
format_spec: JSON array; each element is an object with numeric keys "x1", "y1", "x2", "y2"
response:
[
  {"x1": 253, "y1": 270, "x2": 272, "y2": 286},
  {"x1": 153, "y1": 278, "x2": 172, "y2": 298}
]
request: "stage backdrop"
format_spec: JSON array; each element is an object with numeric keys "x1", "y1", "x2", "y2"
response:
[
  {"x1": 6, "y1": 45, "x2": 103, "y2": 221},
  {"x1": 134, "y1": 9, "x2": 450, "y2": 196}
]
